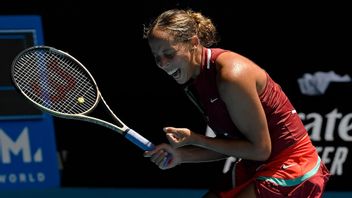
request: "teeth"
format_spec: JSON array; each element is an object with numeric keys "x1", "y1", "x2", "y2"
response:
[{"x1": 167, "y1": 68, "x2": 178, "y2": 75}]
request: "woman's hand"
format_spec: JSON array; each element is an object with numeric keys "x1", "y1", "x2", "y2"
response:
[
  {"x1": 144, "y1": 143, "x2": 181, "y2": 170},
  {"x1": 164, "y1": 127, "x2": 195, "y2": 148},
  {"x1": 144, "y1": 127, "x2": 197, "y2": 170}
]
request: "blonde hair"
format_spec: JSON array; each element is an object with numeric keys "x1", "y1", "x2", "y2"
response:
[{"x1": 144, "y1": 9, "x2": 218, "y2": 47}]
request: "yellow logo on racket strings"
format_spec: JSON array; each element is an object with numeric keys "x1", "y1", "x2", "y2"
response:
[{"x1": 77, "y1": 96, "x2": 85, "y2": 104}]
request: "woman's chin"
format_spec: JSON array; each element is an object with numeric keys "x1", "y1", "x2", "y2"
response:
[
  {"x1": 174, "y1": 73, "x2": 190, "y2": 84},
  {"x1": 175, "y1": 78, "x2": 186, "y2": 84}
]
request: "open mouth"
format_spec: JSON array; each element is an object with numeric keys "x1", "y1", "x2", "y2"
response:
[{"x1": 167, "y1": 68, "x2": 181, "y2": 79}]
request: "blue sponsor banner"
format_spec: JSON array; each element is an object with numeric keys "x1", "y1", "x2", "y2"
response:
[
  {"x1": 0, "y1": 114, "x2": 59, "y2": 189},
  {"x1": 0, "y1": 16, "x2": 60, "y2": 189}
]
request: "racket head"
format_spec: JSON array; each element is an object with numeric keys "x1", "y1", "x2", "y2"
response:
[{"x1": 11, "y1": 46, "x2": 100, "y2": 117}]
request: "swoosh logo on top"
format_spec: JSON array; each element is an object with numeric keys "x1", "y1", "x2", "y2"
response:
[
  {"x1": 282, "y1": 163, "x2": 296, "y2": 170},
  {"x1": 210, "y1": 98, "x2": 219, "y2": 103}
]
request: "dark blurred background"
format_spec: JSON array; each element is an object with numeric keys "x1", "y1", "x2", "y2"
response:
[{"x1": 1, "y1": 0, "x2": 351, "y2": 191}]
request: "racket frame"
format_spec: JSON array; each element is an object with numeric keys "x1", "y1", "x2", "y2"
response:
[{"x1": 11, "y1": 46, "x2": 155, "y2": 151}]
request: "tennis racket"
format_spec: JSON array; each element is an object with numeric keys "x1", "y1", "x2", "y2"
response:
[{"x1": 11, "y1": 45, "x2": 155, "y2": 151}]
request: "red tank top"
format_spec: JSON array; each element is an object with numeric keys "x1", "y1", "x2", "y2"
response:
[
  {"x1": 186, "y1": 48, "x2": 322, "y2": 188},
  {"x1": 187, "y1": 47, "x2": 317, "y2": 162}
]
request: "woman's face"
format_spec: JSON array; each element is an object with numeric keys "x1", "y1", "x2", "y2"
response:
[{"x1": 148, "y1": 29, "x2": 196, "y2": 84}]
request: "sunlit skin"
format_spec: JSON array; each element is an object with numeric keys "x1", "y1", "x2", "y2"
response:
[{"x1": 146, "y1": 27, "x2": 271, "y2": 198}]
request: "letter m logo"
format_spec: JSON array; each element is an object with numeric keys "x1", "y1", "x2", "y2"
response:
[{"x1": 0, "y1": 127, "x2": 42, "y2": 164}]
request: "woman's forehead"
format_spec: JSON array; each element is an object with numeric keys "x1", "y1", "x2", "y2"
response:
[
  {"x1": 149, "y1": 33, "x2": 176, "y2": 51},
  {"x1": 150, "y1": 28, "x2": 174, "y2": 41}
]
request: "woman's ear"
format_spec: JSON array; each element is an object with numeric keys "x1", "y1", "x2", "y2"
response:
[{"x1": 190, "y1": 35, "x2": 200, "y2": 48}]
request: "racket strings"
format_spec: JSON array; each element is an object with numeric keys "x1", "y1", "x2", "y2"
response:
[
  {"x1": 13, "y1": 48, "x2": 98, "y2": 115},
  {"x1": 51, "y1": 57, "x2": 95, "y2": 113}
]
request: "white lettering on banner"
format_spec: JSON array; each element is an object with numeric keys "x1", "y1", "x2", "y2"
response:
[
  {"x1": 0, "y1": 172, "x2": 46, "y2": 184},
  {"x1": 299, "y1": 108, "x2": 352, "y2": 141},
  {"x1": 0, "y1": 127, "x2": 43, "y2": 164},
  {"x1": 299, "y1": 108, "x2": 351, "y2": 176},
  {"x1": 316, "y1": 146, "x2": 348, "y2": 175}
]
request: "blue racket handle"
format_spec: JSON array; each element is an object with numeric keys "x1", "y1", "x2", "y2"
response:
[
  {"x1": 125, "y1": 128, "x2": 172, "y2": 168},
  {"x1": 124, "y1": 128, "x2": 155, "y2": 151}
]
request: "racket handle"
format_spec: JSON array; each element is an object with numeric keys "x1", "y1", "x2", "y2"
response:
[
  {"x1": 125, "y1": 128, "x2": 172, "y2": 168},
  {"x1": 124, "y1": 129, "x2": 155, "y2": 151}
]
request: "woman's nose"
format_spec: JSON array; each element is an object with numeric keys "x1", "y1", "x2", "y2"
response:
[{"x1": 157, "y1": 57, "x2": 169, "y2": 68}]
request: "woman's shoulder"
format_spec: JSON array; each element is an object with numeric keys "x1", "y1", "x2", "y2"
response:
[
  {"x1": 215, "y1": 50, "x2": 264, "y2": 84},
  {"x1": 214, "y1": 50, "x2": 251, "y2": 70}
]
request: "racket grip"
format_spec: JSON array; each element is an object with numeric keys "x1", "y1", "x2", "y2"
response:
[{"x1": 124, "y1": 129, "x2": 155, "y2": 151}]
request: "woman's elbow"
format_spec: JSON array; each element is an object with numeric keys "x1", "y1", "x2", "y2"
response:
[{"x1": 256, "y1": 144, "x2": 271, "y2": 161}]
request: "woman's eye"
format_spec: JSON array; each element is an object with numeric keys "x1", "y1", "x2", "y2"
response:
[{"x1": 165, "y1": 53, "x2": 174, "y2": 59}]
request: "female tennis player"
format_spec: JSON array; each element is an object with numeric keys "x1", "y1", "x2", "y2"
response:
[{"x1": 143, "y1": 9, "x2": 330, "y2": 197}]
